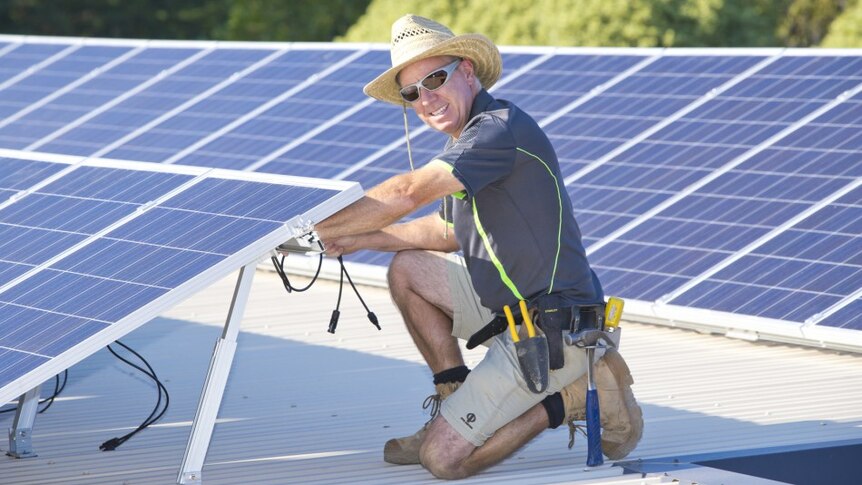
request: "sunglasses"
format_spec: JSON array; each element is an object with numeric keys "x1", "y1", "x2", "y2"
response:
[{"x1": 399, "y1": 59, "x2": 462, "y2": 103}]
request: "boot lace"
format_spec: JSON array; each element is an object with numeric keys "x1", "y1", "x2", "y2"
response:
[
  {"x1": 422, "y1": 392, "x2": 442, "y2": 425},
  {"x1": 567, "y1": 421, "x2": 588, "y2": 449}
]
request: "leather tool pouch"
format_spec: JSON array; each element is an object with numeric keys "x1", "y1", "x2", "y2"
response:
[{"x1": 534, "y1": 307, "x2": 571, "y2": 370}]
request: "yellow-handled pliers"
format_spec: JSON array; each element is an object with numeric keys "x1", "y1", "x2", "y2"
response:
[{"x1": 503, "y1": 301, "x2": 538, "y2": 341}]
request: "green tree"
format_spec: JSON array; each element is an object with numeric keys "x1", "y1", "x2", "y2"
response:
[
  {"x1": 224, "y1": 0, "x2": 371, "y2": 41},
  {"x1": 779, "y1": 0, "x2": 849, "y2": 46},
  {"x1": 0, "y1": 0, "x2": 231, "y2": 39},
  {"x1": 821, "y1": 0, "x2": 862, "y2": 46},
  {"x1": 339, "y1": 0, "x2": 793, "y2": 47}
]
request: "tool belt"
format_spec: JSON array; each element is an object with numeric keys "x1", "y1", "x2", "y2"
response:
[{"x1": 467, "y1": 299, "x2": 605, "y2": 370}]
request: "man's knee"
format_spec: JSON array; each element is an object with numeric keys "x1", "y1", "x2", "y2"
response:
[
  {"x1": 419, "y1": 418, "x2": 474, "y2": 479},
  {"x1": 387, "y1": 250, "x2": 422, "y2": 297}
]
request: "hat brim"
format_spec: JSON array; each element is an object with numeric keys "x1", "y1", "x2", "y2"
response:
[{"x1": 363, "y1": 34, "x2": 502, "y2": 105}]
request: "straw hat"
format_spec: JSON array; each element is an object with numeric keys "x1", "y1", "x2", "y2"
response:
[{"x1": 364, "y1": 14, "x2": 502, "y2": 105}]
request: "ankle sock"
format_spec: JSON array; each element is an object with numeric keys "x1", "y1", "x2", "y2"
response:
[
  {"x1": 541, "y1": 392, "x2": 565, "y2": 429},
  {"x1": 433, "y1": 365, "x2": 470, "y2": 385}
]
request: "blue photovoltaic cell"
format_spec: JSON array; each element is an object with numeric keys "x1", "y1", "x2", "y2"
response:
[
  {"x1": 818, "y1": 298, "x2": 862, "y2": 330},
  {"x1": 669, "y1": 185, "x2": 862, "y2": 322}
]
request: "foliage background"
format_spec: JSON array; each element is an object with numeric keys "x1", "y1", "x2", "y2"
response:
[{"x1": 0, "y1": 0, "x2": 858, "y2": 47}]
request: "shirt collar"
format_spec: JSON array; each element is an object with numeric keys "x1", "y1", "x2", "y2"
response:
[{"x1": 468, "y1": 89, "x2": 495, "y2": 120}]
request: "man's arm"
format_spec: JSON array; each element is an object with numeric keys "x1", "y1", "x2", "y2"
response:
[
  {"x1": 325, "y1": 213, "x2": 459, "y2": 256},
  {"x1": 315, "y1": 163, "x2": 463, "y2": 241}
]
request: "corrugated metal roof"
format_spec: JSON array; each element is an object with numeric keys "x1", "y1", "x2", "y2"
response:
[{"x1": 2, "y1": 268, "x2": 861, "y2": 484}]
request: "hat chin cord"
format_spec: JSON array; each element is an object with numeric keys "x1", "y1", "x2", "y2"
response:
[{"x1": 402, "y1": 103, "x2": 450, "y2": 240}]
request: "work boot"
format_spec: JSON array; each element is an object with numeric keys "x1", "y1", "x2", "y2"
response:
[
  {"x1": 560, "y1": 348, "x2": 643, "y2": 460},
  {"x1": 383, "y1": 381, "x2": 460, "y2": 465}
]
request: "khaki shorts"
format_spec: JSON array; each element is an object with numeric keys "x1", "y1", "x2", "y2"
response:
[{"x1": 442, "y1": 254, "x2": 599, "y2": 446}]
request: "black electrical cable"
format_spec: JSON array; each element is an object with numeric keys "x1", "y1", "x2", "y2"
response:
[
  {"x1": 99, "y1": 340, "x2": 169, "y2": 451},
  {"x1": 327, "y1": 255, "x2": 346, "y2": 333},
  {"x1": 271, "y1": 244, "x2": 379, "y2": 334},
  {"x1": 0, "y1": 370, "x2": 68, "y2": 415},
  {"x1": 271, "y1": 248, "x2": 323, "y2": 293},
  {"x1": 38, "y1": 370, "x2": 68, "y2": 414},
  {"x1": 338, "y1": 256, "x2": 380, "y2": 331}
]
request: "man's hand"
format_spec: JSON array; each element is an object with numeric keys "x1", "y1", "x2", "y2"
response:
[{"x1": 323, "y1": 235, "x2": 359, "y2": 258}]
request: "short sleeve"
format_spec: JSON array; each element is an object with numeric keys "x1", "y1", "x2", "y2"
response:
[{"x1": 433, "y1": 115, "x2": 516, "y2": 199}]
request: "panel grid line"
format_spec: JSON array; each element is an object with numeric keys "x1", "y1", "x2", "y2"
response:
[
  {"x1": 164, "y1": 48, "x2": 370, "y2": 165},
  {"x1": 99, "y1": 235, "x2": 228, "y2": 256},
  {"x1": 0, "y1": 42, "x2": 21, "y2": 59},
  {"x1": 0, "y1": 302, "x2": 113, "y2": 326},
  {"x1": 24, "y1": 47, "x2": 215, "y2": 151},
  {"x1": 562, "y1": 54, "x2": 783, "y2": 186},
  {"x1": 20, "y1": 268, "x2": 173, "y2": 291},
  {"x1": 90, "y1": 48, "x2": 290, "y2": 159},
  {"x1": 0, "y1": 345, "x2": 50, "y2": 359}
]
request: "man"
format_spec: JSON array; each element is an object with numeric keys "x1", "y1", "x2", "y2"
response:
[{"x1": 312, "y1": 14, "x2": 642, "y2": 479}]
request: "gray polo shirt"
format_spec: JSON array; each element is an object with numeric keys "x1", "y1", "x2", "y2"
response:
[{"x1": 433, "y1": 90, "x2": 602, "y2": 313}]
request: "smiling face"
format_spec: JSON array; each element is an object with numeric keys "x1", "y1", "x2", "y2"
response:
[{"x1": 397, "y1": 56, "x2": 478, "y2": 138}]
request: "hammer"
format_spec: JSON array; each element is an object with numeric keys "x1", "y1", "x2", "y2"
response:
[{"x1": 564, "y1": 297, "x2": 624, "y2": 467}]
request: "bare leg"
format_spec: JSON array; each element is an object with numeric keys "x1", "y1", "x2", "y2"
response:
[
  {"x1": 420, "y1": 403, "x2": 550, "y2": 479},
  {"x1": 388, "y1": 250, "x2": 463, "y2": 373}
]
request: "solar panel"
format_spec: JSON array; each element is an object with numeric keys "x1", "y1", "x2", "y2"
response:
[
  {"x1": 0, "y1": 148, "x2": 362, "y2": 406},
  {"x1": 0, "y1": 35, "x2": 858, "y2": 351}
]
